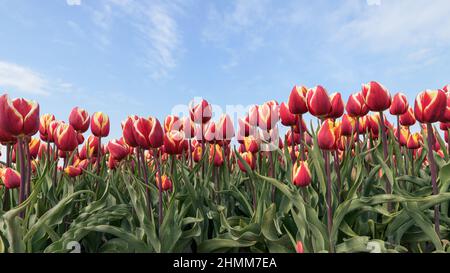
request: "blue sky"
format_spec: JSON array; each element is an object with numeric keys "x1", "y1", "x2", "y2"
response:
[{"x1": 1, "y1": 0, "x2": 450, "y2": 139}]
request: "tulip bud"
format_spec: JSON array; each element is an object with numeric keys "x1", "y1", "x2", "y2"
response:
[
  {"x1": 361, "y1": 81, "x2": 391, "y2": 111},
  {"x1": 0, "y1": 94, "x2": 40, "y2": 137},
  {"x1": 192, "y1": 144, "x2": 202, "y2": 162},
  {"x1": 295, "y1": 241, "x2": 304, "y2": 253},
  {"x1": 258, "y1": 102, "x2": 279, "y2": 130},
  {"x1": 55, "y1": 123, "x2": 79, "y2": 152},
  {"x1": 414, "y1": 89, "x2": 446, "y2": 123},
  {"x1": 248, "y1": 105, "x2": 259, "y2": 127},
  {"x1": 439, "y1": 92, "x2": 450, "y2": 123},
  {"x1": 190, "y1": 99, "x2": 212, "y2": 124},
  {"x1": 203, "y1": 121, "x2": 216, "y2": 143},
  {"x1": 292, "y1": 161, "x2": 312, "y2": 187},
  {"x1": 0, "y1": 167, "x2": 21, "y2": 189},
  {"x1": 64, "y1": 165, "x2": 82, "y2": 177},
  {"x1": 91, "y1": 112, "x2": 110, "y2": 137},
  {"x1": 317, "y1": 119, "x2": 340, "y2": 150},
  {"x1": 288, "y1": 85, "x2": 308, "y2": 115},
  {"x1": 155, "y1": 174, "x2": 173, "y2": 191},
  {"x1": 108, "y1": 138, "x2": 130, "y2": 161},
  {"x1": 346, "y1": 92, "x2": 369, "y2": 118},
  {"x1": 243, "y1": 136, "x2": 260, "y2": 153},
  {"x1": 164, "y1": 115, "x2": 180, "y2": 133},
  {"x1": 28, "y1": 138, "x2": 40, "y2": 159},
  {"x1": 399, "y1": 106, "x2": 416, "y2": 127},
  {"x1": 209, "y1": 144, "x2": 224, "y2": 166},
  {"x1": 407, "y1": 132, "x2": 422, "y2": 149},
  {"x1": 389, "y1": 93, "x2": 409, "y2": 115},
  {"x1": 148, "y1": 117, "x2": 164, "y2": 149},
  {"x1": 279, "y1": 102, "x2": 297, "y2": 126},
  {"x1": 163, "y1": 131, "x2": 185, "y2": 155},
  {"x1": 357, "y1": 116, "x2": 368, "y2": 134},
  {"x1": 215, "y1": 114, "x2": 235, "y2": 141},
  {"x1": 39, "y1": 114, "x2": 55, "y2": 141},
  {"x1": 306, "y1": 85, "x2": 332, "y2": 118},
  {"x1": 395, "y1": 126, "x2": 409, "y2": 146},
  {"x1": 327, "y1": 92, "x2": 344, "y2": 119},
  {"x1": 121, "y1": 115, "x2": 139, "y2": 147},
  {"x1": 180, "y1": 117, "x2": 195, "y2": 139},
  {"x1": 341, "y1": 114, "x2": 356, "y2": 136},
  {"x1": 69, "y1": 107, "x2": 90, "y2": 133},
  {"x1": 237, "y1": 152, "x2": 256, "y2": 172}
]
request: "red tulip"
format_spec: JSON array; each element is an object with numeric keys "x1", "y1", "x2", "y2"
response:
[
  {"x1": 64, "y1": 165, "x2": 83, "y2": 177},
  {"x1": 389, "y1": 93, "x2": 408, "y2": 115},
  {"x1": 286, "y1": 129, "x2": 301, "y2": 146},
  {"x1": 203, "y1": 121, "x2": 216, "y2": 143},
  {"x1": 357, "y1": 116, "x2": 368, "y2": 134},
  {"x1": 295, "y1": 241, "x2": 304, "y2": 253},
  {"x1": 79, "y1": 135, "x2": 99, "y2": 159},
  {"x1": 209, "y1": 144, "x2": 224, "y2": 166},
  {"x1": 91, "y1": 112, "x2": 110, "y2": 137},
  {"x1": 340, "y1": 114, "x2": 356, "y2": 136},
  {"x1": 108, "y1": 138, "x2": 130, "y2": 160},
  {"x1": 192, "y1": 144, "x2": 202, "y2": 163},
  {"x1": 47, "y1": 120, "x2": 62, "y2": 143},
  {"x1": 39, "y1": 114, "x2": 55, "y2": 141},
  {"x1": 132, "y1": 117, "x2": 153, "y2": 149},
  {"x1": 317, "y1": 119, "x2": 340, "y2": 150},
  {"x1": 0, "y1": 94, "x2": 40, "y2": 137},
  {"x1": 394, "y1": 126, "x2": 409, "y2": 146},
  {"x1": 190, "y1": 99, "x2": 212, "y2": 124},
  {"x1": 28, "y1": 138, "x2": 40, "y2": 159},
  {"x1": 37, "y1": 142, "x2": 54, "y2": 160},
  {"x1": 288, "y1": 85, "x2": 308, "y2": 115},
  {"x1": 148, "y1": 117, "x2": 164, "y2": 149},
  {"x1": 69, "y1": 107, "x2": 90, "y2": 133},
  {"x1": 215, "y1": 114, "x2": 235, "y2": 141},
  {"x1": 345, "y1": 92, "x2": 369, "y2": 117},
  {"x1": 292, "y1": 161, "x2": 312, "y2": 187},
  {"x1": 237, "y1": 152, "x2": 256, "y2": 172},
  {"x1": 55, "y1": 123, "x2": 78, "y2": 152},
  {"x1": 407, "y1": 132, "x2": 422, "y2": 149},
  {"x1": 164, "y1": 115, "x2": 180, "y2": 133},
  {"x1": 155, "y1": 174, "x2": 173, "y2": 191},
  {"x1": 361, "y1": 81, "x2": 391, "y2": 111},
  {"x1": 258, "y1": 102, "x2": 279, "y2": 130},
  {"x1": 248, "y1": 105, "x2": 259, "y2": 127},
  {"x1": 327, "y1": 92, "x2": 344, "y2": 119},
  {"x1": 399, "y1": 106, "x2": 416, "y2": 127},
  {"x1": 0, "y1": 167, "x2": 21, "y2": 189},
  {"x1": 279, "y1": 102, "x2": 297, "y2": 126},
  {"x1": 180, "y1": 117, "x2": 195, "y2": 139},
  {"x1": 439, "y1": 92, "x2": 450, "y2": 123},
  {"x1": 121, "y1": 115, "x2": 139, "y2": 147},
  {"x1": 306, "y1": 85, "x2": 332, "y2": 118},
  {"x1": 163, "y1": 131, "x2": 185, "y2": 155},
  {"x1": 243, "y1": 135, "x2": 260, "y2": 153},
  {"x1": 414, "y1": 89, "x2": 446, "y2": 123}
]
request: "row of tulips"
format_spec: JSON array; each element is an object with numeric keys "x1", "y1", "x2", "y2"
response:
[{"x1": 1, "y1": 81, "x2": 450, "y2": 252}]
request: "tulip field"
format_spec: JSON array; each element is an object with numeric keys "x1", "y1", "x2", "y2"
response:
[{"x1": 2, "y1": 82, "x2": 450, "y2": 253}]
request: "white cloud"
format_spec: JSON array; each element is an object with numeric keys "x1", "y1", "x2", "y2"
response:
[
  {"x1": 0, "y1": 61, "x2": 49, "y2": 95},
  {"x1": 66, "y1": 0, "x2": 81, "y2": 6},
  {"x1": 88, "y1": 0, "x2": 182, "y2": 79},
  {"x1": 335, "y1": 0, "x2": 450, "y2": 52}
]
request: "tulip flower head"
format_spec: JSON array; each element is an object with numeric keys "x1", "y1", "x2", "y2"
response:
[
  {"x1": 237, "y1": 152, "x2": 256, "y2": 172},
  {"x1": 190, "y1": 99, "x2": 212, "y2": 124},
  {"x1": 361, "y1": 81, "x2": 391, "y2": 112},
  {"x1": 288, "y1": 85, "x2": 308, "y2": 115},
  {"x1": 209, "y1": 144, "x2": 224, "y2": 166},
  {"x1": 215, "y1": 114, "x2": 235, "y2": 141},
  {"x1": 292, "y1": 161, "x2": 312, "y2": 187},
  {"x1": 317, "y1": 119, "x2": 340, "y2": 150},
  {"x1": 306, "y1": 85, "x2": 332, "y2": 118},
  {"x1": 164, "y1": 115, "x2": 180, "y2": 133},
  {"x1": 389, "y1": 93, "x2": 409, "y2": 116},
  {"x1": 69, "y1": 107, "x2": 90, "y2": 133},
  {"x1": 399, "y1": 106, "x2": 416, "y2": 127},
  {"x1": 346, "y1": 92, "x2": 369, "y2": 118},
  {"x1": 163, "y1": 130, "x2": 185, "y2": 155},
  {"x1": 279, "y1": 102, "x2": 298, "y2": 126},
  {"x1": 39, "y1": 113, "x2": 55, "y2": 141},
  {"x1": 108, "y1": 138, "x2": 130, "y2": 161},
  {"x1": 0, "y1": 167, "x2": 21, "y2": 189},
  {"x1": 407, "y1": 132, "x2": 422, "y2": 149},
  {"x1": 295, "y1": 241, "x2": 304, "y2": 253},
  {"x1": 414, "y1": 89, "x2": 446, "y2": 123},
  {"x1": 155, "y1": 174, "x2": 173, "y2": 191},
  {"x1": 0, "y1": 94, "x2": 40, "y2": 137},
  {"x1": 258, "y1": 102, "x2": 279, "y2": 131},
  {"x1": 327, "y1": 92, "x2": 344, "y2": 119},
  {"x1": 55, "y1": 123, "x2": 79, "y2": 152},
  {"x1": 91, "y1": 112, "x2": 110, "y2": 137}
]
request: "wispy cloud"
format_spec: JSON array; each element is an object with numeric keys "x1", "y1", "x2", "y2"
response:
[
  {"x1": 87, "y1": 0, "x2": 183, "y2": 79},
  {"x1": 0, "y1": 61, "x2": 49, "y2": 95},
  {"x1": 66, "y1": 0, "x2": 81, "y2": 6}
]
